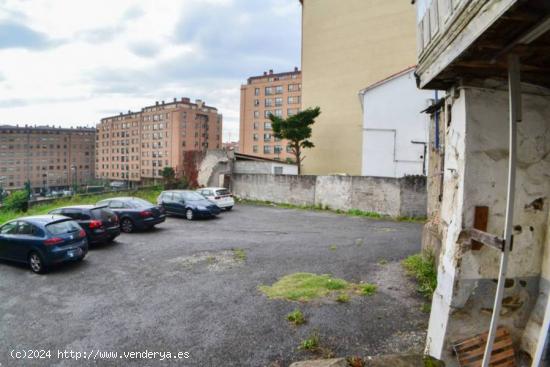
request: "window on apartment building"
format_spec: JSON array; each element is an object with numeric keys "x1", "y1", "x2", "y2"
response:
[
  {"x1": 254, "y1": 111, "x2": 259, "y2": 118},
  {"x1": 263, "y1": 145, "x2": 271, "y2": 154},
  {"x1": 264, "y1": 110, "x2": 272, "y2": 118},
  {"x1": 253, "y1": 121, "x2": 259, "y2": 130},
  {"x1": 275, "y1": 86, "x2": 283, "y2": 94},
  {"x1": 265, "y1": 87, "x2": 273, "y2": 96},
  {"x1": 274, "y1": 109, "x2": 282, "y2": 117},
  {"x1": 264, "y1": 122, "x2": 272, "y2": 130},
  {"x1": 253, "y1": 145, "x2": 258, "y2": 153},
  {"x1": 254, "y1": 99, "x2": 260, "y2": 106},
  {"x1": 265, "y1": 99, "x2": 273, "y2": 107},
  {"x1": 254, "y1": 88, "x2": 260, "y2": 96},
  {"x1": 288, "y1": 108, "x2": 299, "y2": 116},
  {"x1": 273, "y1": 166, "x2": 283, "y2": 174},
  {"x1": 263, "y1": 133, "x2": 271, "y2": 142},
  {"x1": 274, "y1": 145, "x2": 282, "y2": 154},
  {"x1": 288, "y1": 84, "x2": 301, "y2": 92},
  {"x1": 286, "y1": 145, "x2": 293, "y2": 153},
  {"x1": 275, "y1": 97, "x2": 283, "y2": 106},
  {"x1": 288, "y1": 96, "x2": 301, "y2": 104},
  {"x1": 253, "y1": 133, "x2": 259, "y2": 141}
]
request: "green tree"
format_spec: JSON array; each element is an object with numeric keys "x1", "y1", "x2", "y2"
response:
[
  {"x1": 269, "y1": 107, "x2": 321, "y2": 174},
  {"x1": 161, "y1": 166, "x2": 176, "y2": 188}
]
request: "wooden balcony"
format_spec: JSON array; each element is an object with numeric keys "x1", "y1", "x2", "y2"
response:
[{"x1": 415, "y1": 0, "x2": 550, "y2": 90}]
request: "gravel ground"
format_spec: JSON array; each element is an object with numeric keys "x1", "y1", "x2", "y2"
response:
[{"x1": 0, "y1": 204, "x2": 428, "y2": 366}]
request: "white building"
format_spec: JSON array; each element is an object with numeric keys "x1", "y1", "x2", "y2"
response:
[{"x1": 359, "y1": 67, "x2": 436, "y2": 178}]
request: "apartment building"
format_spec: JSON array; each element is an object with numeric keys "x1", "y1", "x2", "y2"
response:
[
  {"x1": 96, "y1": 98, "x2": 222, "y2": 184},
  {"x1": 239, "y1": 68, "x2": 302, "y2": 161},
  {"x1": 299, "y1": 0, "x2": 417, "y2": 174},
  {"x1": 0, "y1": 125, "x2": 95, "y2": 193}
]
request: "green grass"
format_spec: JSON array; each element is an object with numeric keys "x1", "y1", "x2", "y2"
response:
[
  {"x1": 336, "y1": 292, "x2": 350, "y2": 303},
  {"x1": 329, "y1": 245, "x2": 337, "y2": 251},
  {"x1": 378, "y1": 258, "x2": 388, "y2": 265},
  {"x1": 402, "y1": 252, "x2": 437, "y2": 300},
  {"x1": 237, "y1": 198, "x2": 426, "y2": 222},
  {"x1": 360, "y1": 283, "x2": 377, "y2": 296},
  {"x1": 259, "y1": 273, "x2": 348, "y2": 301},
  {"x1": 259, "y1": 272, "x2": 377, "y2": 302},
  {"x1": 286, "y1": 309, "x2": 306, "y2": 325},
  {"x1": 232, "y1": 248, "x2": 247, "y2": 262},
  {"x1": 299, "y1": 331, "x2": 320, "y2": 351},
  {"x1": 421, "y1": 303, "x2": 432, "y2": 313},
  {"x1": 0, "y1": 188, "x2": 162, "y2": 225}
]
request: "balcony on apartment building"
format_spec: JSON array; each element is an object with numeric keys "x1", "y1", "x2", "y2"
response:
[{"x1": 415, "y1": 0, "x2": 550, "y2": 89}]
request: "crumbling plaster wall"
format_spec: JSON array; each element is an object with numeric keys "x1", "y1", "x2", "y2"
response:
[{"x1": 426, "y1": 86, "x2": 550, "y2": 363}]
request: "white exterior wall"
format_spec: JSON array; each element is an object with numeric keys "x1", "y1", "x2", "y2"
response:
[
  {"x1": 233, "y1": 161, "x2": 298, "y2": 175},
  {"x1": 361, "y1": 71, "x2": 435, "y2": 177},
  {"x1": 426, "y1": 86, "x2": 550, "y2": 364}
]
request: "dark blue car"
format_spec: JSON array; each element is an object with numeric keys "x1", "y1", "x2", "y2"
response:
[
  {"x1": 157, "y1": 190, "x2": 221, "y2": 220},
  {"x1": 0, "y1": 215, "x2": 88, "y2": 274},
  {"x1": 96, "y1": 197, "x2": 166, "y2": 233}
]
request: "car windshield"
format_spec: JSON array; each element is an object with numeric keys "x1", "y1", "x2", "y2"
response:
[
  {"x1": 181, "y1": 192, "x2": 204, "y2": 201},
  {"x1": 46, "y1": 220, "x2": 81, "y2": 235},
  {"x1": 126, "y1": 198, "x2": 153, "y2": 208}
]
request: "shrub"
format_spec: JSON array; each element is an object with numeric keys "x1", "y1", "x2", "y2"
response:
[{"x1": 3, "y1": 190, "x2": 29, "y2": 212}]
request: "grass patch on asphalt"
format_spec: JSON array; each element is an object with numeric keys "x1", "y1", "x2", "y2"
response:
[
  {"x1": 299, "y1": 331, "x2": 320, "y2": 351},
  {"x1": 286, "y1": 309, "x2": 306, "y2": 325},
  {"x1": 237, "y1": 198, "x2": 426, "y2": 223},
  {"x1": 0, "y1": 188, "x2": 162, "y2": 225},
  {"x1": 336, "y1": 293, "x2": 350, "y2": 303},
  {"x1": 378, "y1": 258, "x2": 388, "y2": 265},
  {"x1": 359, "y1": 283, "x2": 377, "y2": 296},
  {"x1": 232, "y1": 248, "x2": 247, "y2": 262},
  {"x1": 329, "y1": 245, "x2": 337, "y2": 251},
  {"x1": 402, "y1": 251, "x2": 437, "y2": 300},
  {"x1": 259, "y1": 273, "x2": 377, "y2": 302}
]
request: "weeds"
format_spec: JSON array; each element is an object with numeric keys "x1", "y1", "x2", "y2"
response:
[
  {"x1": 347, "y1": 356, "x2": 365, "y2": 367},
  {"x1": 360, "y1": 283, "x2": 377, "y2": 296},
  {"x1": 286, "y1": 309, "x2": 306, "y2": 325},
  {"x1": 378, "y1": 259, "x2": 388, "y2": 265},
  {"x1": 421, "y1": 303, "x2": 432, "y2": 313},
  {"x1": 329, "y1": 245, "x2": 337, "y2": 251},
  {"x1": 336, "y1": 293, "x2": 350, "y2": 303},
  {"x1": 402, "y1": 251, "x2": 437, "y2": 300},
  {"x1": 299, "y1": 331, "x2": 320, "y2": 351},
  {"x1": 232, "y1": 248, "x2": 247, "y2": 262}
]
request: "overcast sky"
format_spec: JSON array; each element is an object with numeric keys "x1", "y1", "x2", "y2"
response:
[{"x1": 0, "y1": 0, "x2": 301, "y2": 142}]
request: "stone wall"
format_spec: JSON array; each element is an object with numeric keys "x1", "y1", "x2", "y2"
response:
[{"x1": 231, "y1": 174, "x2": 427, "y2": 218}]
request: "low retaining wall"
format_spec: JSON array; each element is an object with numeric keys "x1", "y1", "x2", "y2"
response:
[{"x1": 232, "y1": 174, "x2": 426, "y2": 218}]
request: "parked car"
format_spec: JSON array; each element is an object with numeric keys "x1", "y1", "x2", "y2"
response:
[
  {"x1": 197, "y1": 187, "x2": 235, "y2": 211},
  {"x1": 48, "y1": 205, "x2": 120, "y2": 245},
  {"x1": 157, "y1": 190, "x2": 221, "y2": 220},
  {"x1": 95, "y1": 197, "x2": 165, "y2": 233},
  {"x1": 0, "y1": 215, "x2": 88, "y2": 274}
]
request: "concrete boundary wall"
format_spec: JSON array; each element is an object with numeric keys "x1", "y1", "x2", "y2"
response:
[{"x1": 232, "y1": 174, "x2": 426, "y2": 218}]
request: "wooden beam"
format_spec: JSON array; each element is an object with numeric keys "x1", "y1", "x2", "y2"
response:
[
  {"x1": 461, "y1": 228, "x2": 505, "y2": 251},
  {"x1": 472, "y1": 206, "x2": 489, "y2": 250}
]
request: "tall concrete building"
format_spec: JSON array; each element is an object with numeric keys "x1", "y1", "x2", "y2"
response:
[
  {"x1": 239, "y1": 68, "x2": 302, "y2": 161},
  {"x1": 299, "y1": 0, "x2": 417, "y2": 175},
  {"x1": 0, "y1": 125, "x2": 95, "y2": 193},
  {"x1": 96, "y1": 98, "x2": 222, "y2": 185}
]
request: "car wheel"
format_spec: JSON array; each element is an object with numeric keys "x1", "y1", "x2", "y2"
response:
[
  {"x1": 120, "y1": 218, "x2": 134, "y2": 233},
  {"x1": 186, "y1": 209, "x2": 194, "y2": 220},
  {"x1": 28, "y1": 252, "x2": 45, "y2": 274},
  {"x1": 225, "y1": 206, "x2": 233, "y2": 211}
]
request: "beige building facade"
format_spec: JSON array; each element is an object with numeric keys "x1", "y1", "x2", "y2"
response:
[
  {"x1": 300, "y1": 0, "x2": 417, "y2": 175},
  {"x1": 0, "y1": 125, "x2": 95, "y2": 193},
  {"x1": 239, "y1": 68, "x2": 302, "y2": 162},
  {"x1": 96, "y1": 98, "x2": 222, "y2": 184}
]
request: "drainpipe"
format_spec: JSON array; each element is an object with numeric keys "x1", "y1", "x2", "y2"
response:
[{"x1": 482, "y1": 54, "x2": 521, "y2": 367}]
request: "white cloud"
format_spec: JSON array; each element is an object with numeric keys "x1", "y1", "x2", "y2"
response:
[{"x1": 0, "y1": 0, "x2": 301, "y2": 142}]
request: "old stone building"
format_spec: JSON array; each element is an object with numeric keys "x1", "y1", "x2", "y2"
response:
[{"x1": 416, "y1": 0, "x2": 550, "y2": 365}]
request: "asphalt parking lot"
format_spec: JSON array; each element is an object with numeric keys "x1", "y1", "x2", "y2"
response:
[{"x1": 0, "y1": 204, "x2": 428, "y2": 366}]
